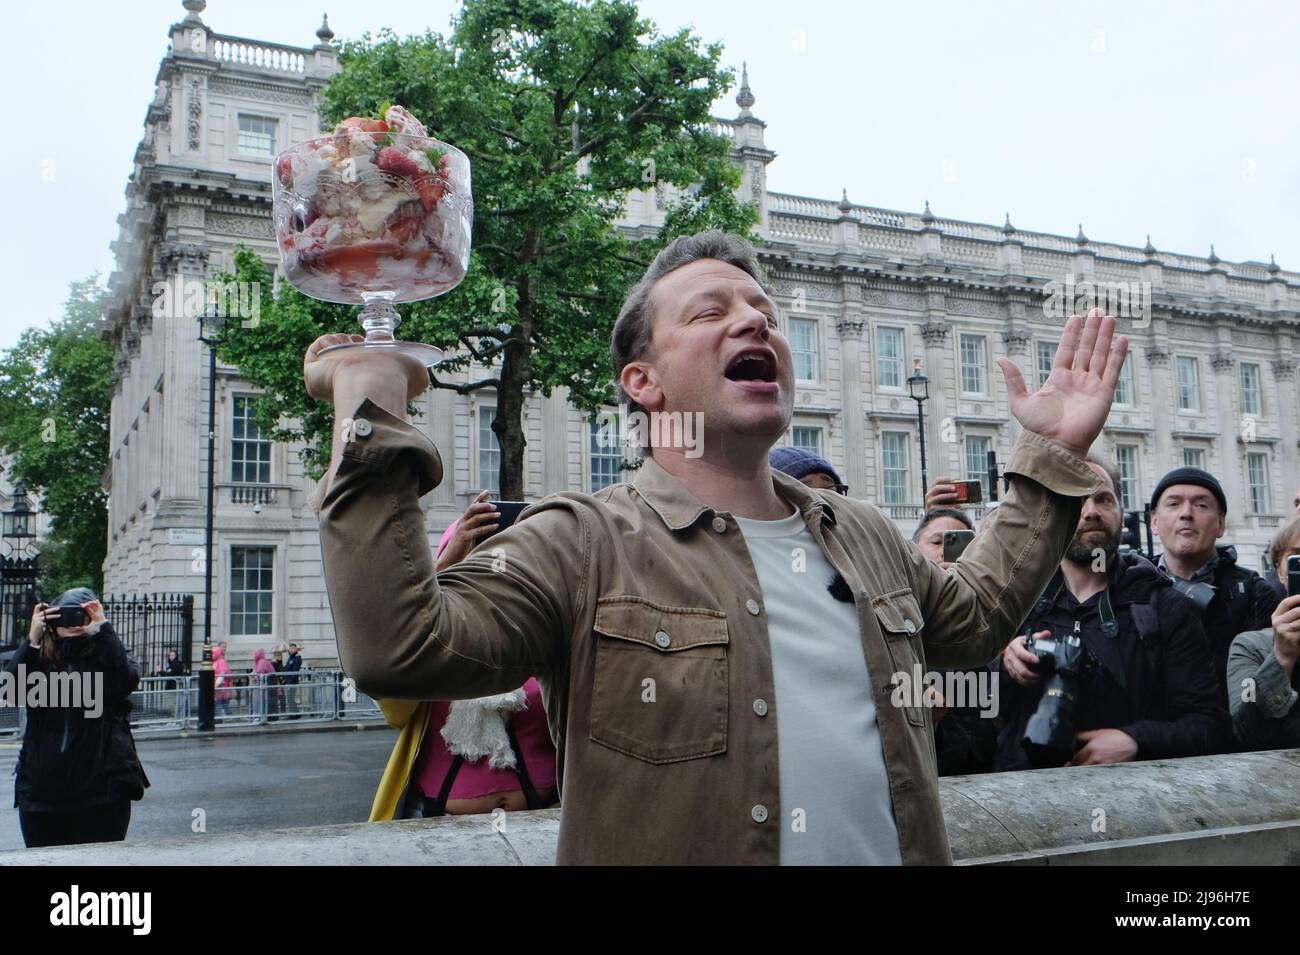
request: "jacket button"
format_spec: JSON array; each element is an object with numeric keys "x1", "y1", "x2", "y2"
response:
[
  {"x1": 903, "y1": 618, "x2": 916, "y2": 633},
  {"x1": 752, "y1": 698, "x2": 768, "y2": 717},
  {"x1": 654, "y1": 630, "x2": 671, "y2": 648},
  {"x1": 746, "y1": 599, "x2": 760, "y2": 615},
  {"x1": 712, "y1": 517, "x2": 727, "y2": 533},
  {"x1": 353, "y1": 417, "x2": 373, "y2": 437},
  {"x1": 751, "y1": 804, "x2": 769, "y2": 823}
]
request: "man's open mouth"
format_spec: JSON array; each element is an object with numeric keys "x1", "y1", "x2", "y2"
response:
[{"x1": 724, "y1": 351, "x2": 777, "y2": 383}]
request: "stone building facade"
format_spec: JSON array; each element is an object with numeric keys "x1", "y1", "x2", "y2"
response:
[{"x1": 102, "y1": 3, "x2": 1300, "y2": 664}]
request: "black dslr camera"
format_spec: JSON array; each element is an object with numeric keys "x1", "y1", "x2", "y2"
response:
[{"x1": 1020, "y1": 629, "x2": 1098, "y2": 768}]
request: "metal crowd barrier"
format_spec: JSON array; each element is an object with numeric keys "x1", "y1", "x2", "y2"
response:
[{"x1": 0, "y1": 668, "x2": 382, "y2": 739}]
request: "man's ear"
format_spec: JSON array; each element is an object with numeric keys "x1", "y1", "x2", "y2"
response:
[
  {"x1": 1215, "y1": 512, "x2": 1228, "y2": 539},
  {"x1": 621, "y1": 361, "x2": 664, "y2": 413}
]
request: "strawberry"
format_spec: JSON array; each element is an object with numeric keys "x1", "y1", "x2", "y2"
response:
[
  {"x1": 337, "y1": 116, "x2": 391, "y2": 141},
  {"x1": 415, "y1": 177, "x2": 446, "y2": 212},
  {"x1": 275, "y1": 153, "x2": 296, "y2": 188},
  {"x1": 375, "y1": 146, "x2": 423, "y2": 180}
]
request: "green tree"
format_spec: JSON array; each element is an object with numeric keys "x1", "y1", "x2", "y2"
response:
[
  {"x1": 219, "y1": 0, "x2": 756, "y2": 493},
  {"x1": 0, "y1": 276, "x2": 112, "y2": 594}
]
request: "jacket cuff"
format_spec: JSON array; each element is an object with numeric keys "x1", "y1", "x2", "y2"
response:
[
  {"x1": 1253, "y1": 651, "x2": 1299, "y2": 719},
  {"x1": 1005, "y1": 430, "x2": 1103, "y2": 498},
  {"x1": 310, "y1": 398, "x2": 444, "y2": 517}
]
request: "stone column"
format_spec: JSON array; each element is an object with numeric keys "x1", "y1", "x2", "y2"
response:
[
  {"x1": 1145, "y1": 344, "x2": 1173, "y2": 474},
  {"x1": 836, "y1": 309, "x2": 868, "y2": 497},
  {"x1": 1211, "y1": 351, "x2": 1245, "y2": 536},
  {"x1": 919, "y1": 310, "x2": 950, "y2": 489},
  {"x1": 159, "y1": 241, "x2": 210, "y2": 504},
  {"x1": 1271, "y1": 357, "x2": 1298, "y2": 502},
  {"x1": 542, "y1": 388, "x2": 572, "y2": 496},
  {"x1": 1001, "y1": 324, "x2": 1034, "y2": 445}
]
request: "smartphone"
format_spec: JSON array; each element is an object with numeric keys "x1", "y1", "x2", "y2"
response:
[
  {"x1": 46, "y1": 605, "x2": 86, "y2": 629},
  {"x1": 951, "y1": 480, "x2": 983, "y2": 505},
  {"x1": 483, "y1": 501, "x2": 529, "y2": 539},
  {"x1": 1288, "y1": 554, "x2": 1300, "y2": 597},
  {"x1": 943, "y1": 530, "x2": 976, "y2": 563}
]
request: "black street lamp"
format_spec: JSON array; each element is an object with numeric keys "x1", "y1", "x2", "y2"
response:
[
  {"x1": 2, "y1": 482, "x2": 36, "y2": 549},
  {"x1": 2, "y1": 481, "x2": 40, "y2": 650},
  {"x1": 196, "y1": 306, "x2": 228, "y2": 731},
  {"x1": 907, "y1": 360, "x2": 930, "y2": 504}
]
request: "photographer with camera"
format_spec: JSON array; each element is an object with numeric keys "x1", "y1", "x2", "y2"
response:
[
  {"x1": 1149, "y1": 467, "x2": 1279, "y2": 678},
  {"x1": 3, "y1": 588, "x2": 150, "y2": 848},
  {"x1": 993, "y1": 456, "x2": 1229, "y2": 771},
  {"x1": 1226, "y1": 516, "x2": 1300, "y2": 749}
]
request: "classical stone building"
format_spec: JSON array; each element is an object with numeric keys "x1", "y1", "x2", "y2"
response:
[{"x1": 102, "y1": 2, "x2": 1300, "y2": 665}]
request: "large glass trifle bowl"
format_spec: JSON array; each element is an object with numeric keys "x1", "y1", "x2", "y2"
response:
[{"x1": 272, "y1": 106, "x2": 472, "y2": 366}]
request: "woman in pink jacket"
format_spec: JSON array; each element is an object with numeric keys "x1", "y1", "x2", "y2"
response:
[{"x1": 212, "y1": 644, "x2": 234, "y2": 717}]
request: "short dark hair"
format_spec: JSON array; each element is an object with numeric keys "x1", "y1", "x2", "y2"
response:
[
  {"x1": 1086, "y1": 452, "x2": 1122, "y2": 503},
  {"x1": 912, "y1": 508, "x2": 974, "y2": 543},
  {"x1": 610, "y1": 231, "x2": 769, "y2": 418}
]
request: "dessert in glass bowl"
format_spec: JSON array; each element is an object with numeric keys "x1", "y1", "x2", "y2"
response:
[{"x1": 272, "y1": 105, "x2": 472, "y2": 366}]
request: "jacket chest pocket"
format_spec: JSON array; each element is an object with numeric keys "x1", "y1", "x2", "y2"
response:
[
  {"x1": 873, "y1": 589, "x2": 928, "y2": 728},
  {"x1": 589, "y1": 598, "x2": 729, "y2": 764}
]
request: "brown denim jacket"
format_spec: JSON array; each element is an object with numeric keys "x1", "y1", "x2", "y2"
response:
[{"x1": 316, "y1": 399, "x2": 1100, "y2": 864}]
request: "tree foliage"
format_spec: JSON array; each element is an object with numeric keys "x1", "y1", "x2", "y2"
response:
[
  {"x1": 0, "y1": 277, "x2": 112, "y2": 594},
  {"x1": 219, "y1": 0, "x2": 756, "y2": 491}
]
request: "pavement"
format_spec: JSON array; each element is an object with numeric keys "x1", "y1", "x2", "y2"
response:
[{"x1": 0, "y1": 722, "x2": 400, "y2": 852}]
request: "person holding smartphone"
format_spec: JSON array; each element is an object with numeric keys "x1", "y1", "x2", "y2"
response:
[
  {"x1": 1227, "y1": 516, "x2": 1300, "y2": 750},
  {"x1": 4, "y1": 587, "x2": 150, "y2": 848}
]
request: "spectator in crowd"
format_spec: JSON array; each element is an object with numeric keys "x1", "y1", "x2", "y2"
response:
[
  {"x1": 1262, "y1": 514, "x2": 1300, "y2": 600},
  {"x1": 912, "y1": 507, "x2": 975, "y2": 571},
  {"x1": 911, "y1": 502, "x2": 997, "y2": 775},
  {"x1": 1227, "y1": 516, "x2": 1300, "y2": 749},
  {"x1": 155, "y1": 648, "x2": 189, "y2": 719},
  {"x1": 308, "y1": 226, "x2": 1126, "y2": 864},
  {"x1": 994, "y1": 455, "x2": 1230, "y2": 771},
  {"x1": 372, "y1": 498, "x2": 559, "y2": 820},
  {"x1": 1149, "y1": 467, "x2": 1279, "y2": 676},
  {"x1": 4, "y1": 588, "x2": 150, "y2": 848},
  {"x1": 769, "y1": 446, "x2": 847, "y2": 495},
  {"x1": 283, "y1": 642, "x2": 303, "y2": 719},
  {"x1": 269, "y1": 646, "x2": 287, "y2": 721},
  {"x1": 252, "y1": 648, "x2": 276, "y2": 720},
  {"x1": 212, "y1": 644, "x2": 234, "y2": 717}
]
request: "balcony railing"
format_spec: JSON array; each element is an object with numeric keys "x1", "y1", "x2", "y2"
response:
[{"x1": 227, "y1": 484, "x2": 280, "y2": 506}]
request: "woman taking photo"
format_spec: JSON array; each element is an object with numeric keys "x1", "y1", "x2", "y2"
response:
[{"x1": 4, "y1": 587, "x2": 150, "y2": 848}]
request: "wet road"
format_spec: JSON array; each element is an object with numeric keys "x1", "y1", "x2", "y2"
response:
[{"x1": 0, "y1": 725, "x2": 399, "y2": 852}]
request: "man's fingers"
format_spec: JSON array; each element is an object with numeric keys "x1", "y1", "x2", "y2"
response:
[
  {"x1": 1052, "y1": 314, "x2": 1083, "y2": 372},
  {"x1": 997, "y1": 357, "x2": 1027, "y2": 402},
  {"x1": 1072, "y1": 312, "x2": 1101, "y2": 373},
  {"x1": 1087, "y1": 312, "x2": 1116, "y2": 377}
]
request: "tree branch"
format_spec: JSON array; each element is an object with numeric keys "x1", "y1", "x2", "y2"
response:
[{"x1": 429, "y1": 375, "x2": 500, "y2": 395}]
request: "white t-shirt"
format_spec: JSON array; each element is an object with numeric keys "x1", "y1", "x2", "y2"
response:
[{"x1": 735, "y1": 508, "x2": 903, "y2": 865}]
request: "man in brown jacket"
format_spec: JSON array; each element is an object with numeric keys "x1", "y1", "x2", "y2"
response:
[{"x1": 305, "y1": 231, "x2": 1126, "y2": 864}]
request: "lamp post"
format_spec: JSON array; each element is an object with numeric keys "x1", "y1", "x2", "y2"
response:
[
  {"x1": 907, "y1": 360, "x2": 930, "y2": 504},
  {"x1": 2, "y1": 482, "x2": 40, "y2": 650},
  {"x1": 197, "y1": 306, "x2": 227, "y2": 731}
]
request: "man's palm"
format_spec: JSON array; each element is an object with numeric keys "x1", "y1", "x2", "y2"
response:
[{"x1": 997, "y1": 310, "x2": 1127, "y2": 459}]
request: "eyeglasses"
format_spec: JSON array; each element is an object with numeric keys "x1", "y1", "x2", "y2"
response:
[{"x1": 833, "y1": 484, "x2": 849, "y2": 495}]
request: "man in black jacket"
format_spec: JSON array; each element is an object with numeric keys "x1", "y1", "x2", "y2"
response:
[
  {"x1": 994, "y1": 456, "x2": 1230, "y2": 771},
  {"x1": 1149, "y1": 467, "x2": 1279, "y2": 678}
]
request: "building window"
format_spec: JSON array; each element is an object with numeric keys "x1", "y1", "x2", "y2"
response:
[
  {"x1": 881, "y1": 432, "x2": 910, "y2": 506},
  {"x1": 1115, "y1": 354, "x2": 1135, "y2": 406},
  {"x1": 230, "y1": 395, "x2": 271, "y2": 484},
  {"x1": 789, "y1": 318, "x2": 819, "y2": 382},
  {"x1": 1240, "y1": 362, "x2": 1262, "y2": 417},
  {"x1": 1247, "y1": 452, "x2": 1271, "y2": 515},
  {"x1": 1176, "y1": 356, "x2": 1201, "y2": 412},
  {"x1": 230, "y1": 546, "x2": 274, "y2": 637},
  {"x1": 1182, "y1": 447, "x2": 1206, "y2": 470},
  {"x1": 959, "y1": 334, "x2": 988, "y2": 396},
  {"x1": 478, "y1": 404, "x2": 500, "y2": 493},
  {"x1": 792, "y1": 426, "x2": 822, "y2": 456},
  {"x1": 1115, "y1": 444, "x2": 1140, "y2": 511},
  {"x1": 237, "y1": 114, "x2": 278, "y2": 156},
  {"x1": 965, "y1": 435, "x2": 992, "y2": 499},
  {"x1": 1036, "y1": 340, "x2": 1055, "y2": 388},
  {"x1": 589, "y1": 420, "x2": 622, "y2": 492},
  {"x1": 877, "y1": 327, "x2": 905, "y2": 389}
]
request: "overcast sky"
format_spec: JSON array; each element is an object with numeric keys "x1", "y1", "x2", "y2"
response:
[{"x1": 3, "y1": 0, "x2": 1296, "y2": 349}]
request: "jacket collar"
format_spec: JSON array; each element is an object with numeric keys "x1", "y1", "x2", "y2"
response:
[{"x1": 631, "y1": 455, "x2": 839, "y2": 531}]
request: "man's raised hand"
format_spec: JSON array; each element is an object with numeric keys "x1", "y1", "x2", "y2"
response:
[{"x1": 997, "y1": 309, "x2": 1128, "y2": 460}]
